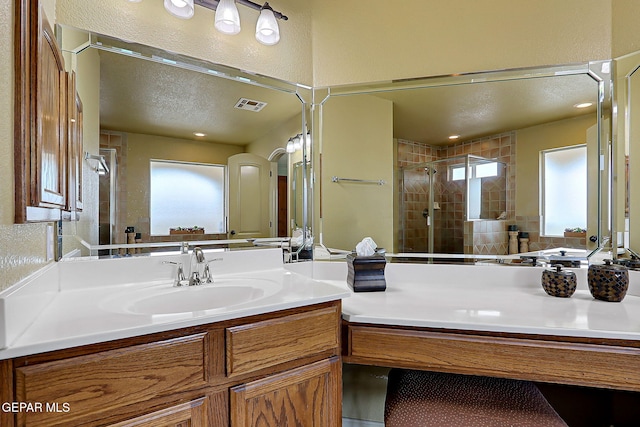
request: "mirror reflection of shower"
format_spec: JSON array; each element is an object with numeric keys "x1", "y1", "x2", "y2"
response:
[{"x1": 400, "y1": 154, "x2": 508, "y2": 254}]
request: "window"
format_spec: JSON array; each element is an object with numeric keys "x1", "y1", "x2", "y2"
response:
[
  {"x1": 450, "y1": 161, "x2": 499, "y2": 181},
  {"x1": 149, "y1": 160, "x2": 226, "y2": 235},
  {"x1": 541, "y1": 145, "x2": 587, "y2": 236}
]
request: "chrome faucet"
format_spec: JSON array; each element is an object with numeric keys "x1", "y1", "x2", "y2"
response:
[
  {"x1": 189, "y1": 247, "x2": 206, "y2": 286},
  {"x1": 164, "y1": 247, "x2": 221, "y2": 287},
  {"x1": 162, "y1": 261, "x2": 188, "y2": 286},
  {"x1": 188, "y1": 247, "x2": 221, "y2": 286}
]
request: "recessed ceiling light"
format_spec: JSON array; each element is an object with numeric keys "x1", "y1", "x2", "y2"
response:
[
  {"x1": 449, "y1": 135, "x2": 460, "y2": 140},
  {"x1": 193, "y1": 132, "x2": 206, "y2": 137},
  {"x1": 574, "y1": 102, "x2": 592, "y2": 109}
]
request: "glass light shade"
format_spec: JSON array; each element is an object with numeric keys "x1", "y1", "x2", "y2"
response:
[
  {"x1": 286, "y1": 140, "x2": 295, "y2": 154},
  {"x1": 164, "y1": 0, "x2": 194, "y2": 19},
  {"x1": 292, "y1": 136, "x2": 302, "y2": 151},
  {"x1": 215, "y1": 0, "x2": 241, "y2": 35},
  {"x1": 255, "y1": 7, "x2": 280, "y2": 45}
]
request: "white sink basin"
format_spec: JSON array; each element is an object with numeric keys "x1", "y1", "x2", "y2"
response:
[{"x1": 102, "y1": 278, "x2": 282, "y2": 315}]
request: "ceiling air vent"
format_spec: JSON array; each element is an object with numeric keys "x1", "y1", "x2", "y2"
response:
[{"x1": 234, "y1": 98, "x2": 267, "y2": 112}]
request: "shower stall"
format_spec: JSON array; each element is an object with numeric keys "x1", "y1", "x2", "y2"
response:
[{"x1": 400, "y1": 155, "x2": 508, "y2": 254}]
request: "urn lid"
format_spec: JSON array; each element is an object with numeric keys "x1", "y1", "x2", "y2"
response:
[
  {"x1": 589, "y1": 259, "x2": 628, "y2": 272},
  {"x1": 544, "y1": 264, "x2": 575, "y2": 277}
]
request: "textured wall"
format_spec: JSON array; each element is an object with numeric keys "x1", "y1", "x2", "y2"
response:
[{"x1": 311, "y1": 0, "x2": 612, "y2": 87}]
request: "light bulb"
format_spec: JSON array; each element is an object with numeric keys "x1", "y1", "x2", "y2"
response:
[
  {"x1": 286, "y1": 140, "x2": 295, "y2": 154},
  {"x1": 164, "y1": 0, "x2": 194, "y2": 19},
  {"x1": 255, "y1": 5, "x2": 280, "y2": 45},
  {"x1": 215, "y1": 0, "x2": 241, "y2": 35}
]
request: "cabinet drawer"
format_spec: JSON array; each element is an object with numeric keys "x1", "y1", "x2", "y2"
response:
[
  {"x1": 226, "y1": 305, "x2": 340, "y2": 377},
  {"x1": 15, "y1": 334, "x2": 209, "y2": 426}
]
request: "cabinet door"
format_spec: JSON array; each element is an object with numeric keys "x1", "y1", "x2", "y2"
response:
[
  {"x1": 34, "y1": 8, "x2": 66, "y2": 209},
  {"x1": 230, "y1": 357, "x2": 341, "y2": 427},
  {"x1": 106, "y1": 397, "x2": 208, "y2": 427}
]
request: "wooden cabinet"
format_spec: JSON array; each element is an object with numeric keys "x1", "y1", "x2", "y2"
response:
[
  {"x1": 230, "y1": 357, "x2": 341, "y2": 427},
  {"x1": 14, "y1": 0, "x2": 83, "y2": 222},
  {"x1": 4, "y1": 301, "x2": 341, "y2": 427},
  {"x1": 107, "y1": 397, "x2": 209, "y2": 427}
]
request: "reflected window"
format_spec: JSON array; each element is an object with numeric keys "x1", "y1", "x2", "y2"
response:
[
  {"x1": 541, "y1": 145, "x2": 587, "y2": 236},
  {"x1": 150, "y1": 160, "x2": 226, "y2": 235},
  {"x1": 450, "y1": 162, "x2": 498, "y2": 181}
]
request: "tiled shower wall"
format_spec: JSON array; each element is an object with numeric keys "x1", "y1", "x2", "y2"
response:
[
  {"x1": 398, "y1": 133, "x2": 515, "y2": 254},
  {"x1": 397, "y1": 142, "x2": 438, "y2": 252}
]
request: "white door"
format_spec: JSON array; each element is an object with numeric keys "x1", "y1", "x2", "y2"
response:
[{"x1": 228, "y1": 153, "x2": 272, "y2": 239}]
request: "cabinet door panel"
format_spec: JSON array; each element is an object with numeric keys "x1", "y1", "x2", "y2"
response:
[
  {"x1": 230, "y1": 357, "x2": 341, "y2": 427},
  {"x1": 15, "y1": 334, "x2": 209, "y2": 426},
  {"x1": 35, "y1": 9, "x2": 66, "y2": 208},
  {"x1": 107, "y1": 397, "x2": 207, "y2": 427},
  {"x1": 226, "y1": 305, "x2": 340, "y2": 377}
]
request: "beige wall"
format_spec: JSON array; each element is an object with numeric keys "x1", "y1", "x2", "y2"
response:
[
  {"x1": 247, "y1": 112, "x2": 304, "y2": 160},
  {"x1": 612, "y1": 0, "x2": 640, "y2": 58},
  {"x1": 516, "y1": 114, "x2": 597, "y2": 217},
  {"x1": 320, "y1": 94, "x2": 394, "y2": 251},
  {"x1": 125, "y1": 133, "x2": 245, "y2": 232},
  {"x1": 311, "y1": 0, "x2": 612, "y2": 87}
]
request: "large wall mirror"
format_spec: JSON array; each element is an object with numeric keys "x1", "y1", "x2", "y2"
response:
[
  {"x1": 316, "y1": 62, "x2": 612, "y2": 261},
  {"x1": 59, "y1": 26, "x2": 312, "y2": 256}
]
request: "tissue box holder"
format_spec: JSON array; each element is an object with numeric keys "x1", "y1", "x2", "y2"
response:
[{"x1": 346, "y1": 254, "x2": 386, "y2": 292}]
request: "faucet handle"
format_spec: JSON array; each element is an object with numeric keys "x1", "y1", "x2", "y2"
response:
[
  {"x1": 201, "y1": 258, "x2": 222, "y2": 284},
  {"x1": 162, "y1": 261, "x2": 187, "y2": 286}
]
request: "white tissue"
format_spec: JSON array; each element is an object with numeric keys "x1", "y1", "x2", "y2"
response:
[
  {"x1": 356, "y1": 237, "x2": 377, "y2": 257},
  {"x1": 290, "y1": 228, "x2": 303, "y2": 247}
]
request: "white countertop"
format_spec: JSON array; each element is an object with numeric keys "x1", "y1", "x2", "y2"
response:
[
  {"x1": 310, "y1": 261, "x2": 640, "y2": 341},
  {"x1": 0, "y1": 249, "x2": 349, "y2": 360},
  {"x1": 4, "y1": 253, "x2": 640, "y2": 361}
]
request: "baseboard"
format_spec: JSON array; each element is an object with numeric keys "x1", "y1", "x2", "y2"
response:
[{"x1": 342, "y1": 418, "x2": 384, "y2": 427}]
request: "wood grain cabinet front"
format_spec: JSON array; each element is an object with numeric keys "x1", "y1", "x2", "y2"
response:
[
  {"x1": 226, "y1": 304, "x2": 340, "y2": 377},
  {"x1": 14, "y1": 334, "x2": 209, "y2": 427},
  {"x1": 230, "y1": 357, "x2": 341, "y2": 427},
  {"x1": 106, "y1": 397, "x2": 209, "y2": 427},
  {"x1": 5, "y1": 301, "x2": 343, "y2": 427}
]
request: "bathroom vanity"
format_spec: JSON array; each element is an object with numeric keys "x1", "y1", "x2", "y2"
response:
[
  {"x1": 309, "y1": 260, "x2": 640, "y2": 393},
  {"x1": 0, "y1": 249, "x2": 348, "y2": 427}
]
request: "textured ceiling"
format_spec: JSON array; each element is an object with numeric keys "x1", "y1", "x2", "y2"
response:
[
  {"x1": 100, "y1": 50, "x2": 598, "y2": 147},
  {"x1": 99, "y1": 50, "x2": 303, "y2": 145},
  {"x1": 371, "y1": 73, "x2": 598, "y2": 145}
]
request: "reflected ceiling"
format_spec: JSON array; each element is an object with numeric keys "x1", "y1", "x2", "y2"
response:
[
  {"x1": 99, "y1": 50, "x2": 302, "y2": 145},
  {"x1": 100, "y1": 45, "x2": 598, "y2": 148},
  {"x1": 370, "y1": 74, "x2": 598, "y2": 145}
]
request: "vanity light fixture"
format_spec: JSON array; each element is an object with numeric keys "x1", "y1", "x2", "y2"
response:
[
  {"x1": 574, "y1": 102, "x2": 593, "y2": 109},
  {"x1": 84, "y1": 152, "x2": 110, "y2": 175},
  {"x1": 255, "y1": 3, "x2": 280, "y2": 45},
  {"x1": 286, "y1": 132, "x2": 311, "y2": 154},
  {"x1": 164, "y1": 0, "x2": 195, "y2": 19},
  {"x1": 286, "y1": 139, "x2": 296, "y2": 153},
  {"x1": 126, "y1": 0, "x2": 287, "y2": 45},
  {"x1": 215, "y1": 0, "x2": 241, "y2": 34}
]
